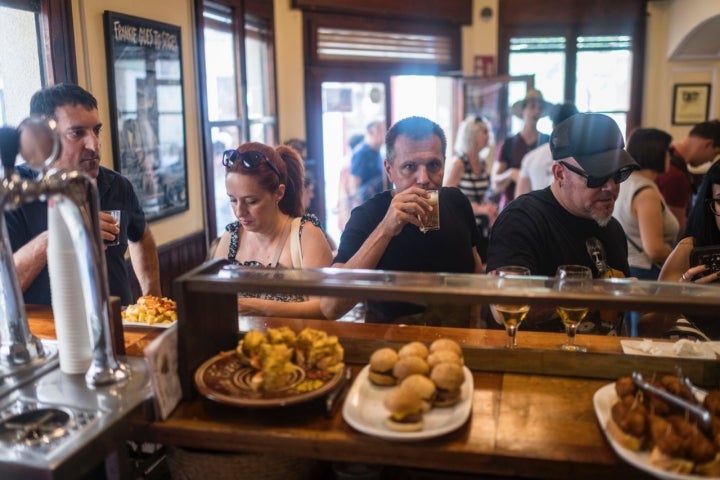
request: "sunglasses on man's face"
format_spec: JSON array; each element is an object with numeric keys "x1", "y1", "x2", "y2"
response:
[
  {"x1": 558, "y1": 160, "x2": 634, "y2": 189},
  {"x1": 222, "y1": 150, "x2": 281, "y2": 179}
]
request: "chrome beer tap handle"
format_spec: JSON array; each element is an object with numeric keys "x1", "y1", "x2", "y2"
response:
[{"x1": 0, "y1": 125, "x2": 45, "y2": 367}]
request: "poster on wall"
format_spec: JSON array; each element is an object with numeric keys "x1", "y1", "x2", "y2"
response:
[
  {"x1": 104, "y1": 11, "x2": 188, "y2": 221},
  {"x1": 672, "y1": 83, "x2": 711, "y2": 126}
]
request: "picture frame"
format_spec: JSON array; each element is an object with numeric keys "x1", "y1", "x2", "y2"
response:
[
  {"x1": 672, "y1": 83, "x2": 711, "y2": 126},
  {"x1": 104, "y1": 11, "x2": 189, "y2": 221}
]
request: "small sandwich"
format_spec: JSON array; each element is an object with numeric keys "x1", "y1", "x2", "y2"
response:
[
  {"x1": 430, "y1": 362, "x2": 465, "y2": 407},
  {"x1": 398, "y1": 341, "x2": 429, "y2": 359},
  {"x1": 392, "y1": 355, "x2": 430, "y2": 383},
  {"x1": 368, "y1": 348, "x2": 399, "y2": 386},
  {"x1": 429, "y1": 338, "x2": 463, "y2": 358},
  {"x1": 427, "y1": 350, "x2": 463, "y2": 369},
  {"x1": 383, "y1": 386, "x2": 425, "y2": 432},
  {"x1": 401, "y1": 374, "x2": 436, "y2": 412}
]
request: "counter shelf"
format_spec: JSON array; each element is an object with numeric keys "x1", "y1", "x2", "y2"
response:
[
  {"x1": 154, "y1": 260, "x2": 720, "y2": 478},
  {"x1": 174, "y1": 260, "x2": 720, "y2": 398}
]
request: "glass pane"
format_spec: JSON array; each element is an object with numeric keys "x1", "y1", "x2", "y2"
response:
[
  {"x1": 0, "y1": 6, "x2": 42, "y2": 126},
  {"x1": 245, "y1": 21, "x2": 276, "y2": 145},
  {"x1": 211, "y1": 125, "x2": 242, "y2": 238},
  {"x1": 321, "y1": 82, "x2": 385, "y2": 246},
  {"x1": 576, "y1": 49, "x2": 632, "y2": 112},
  {"x1": 203, "y1": 25, "x2": 240, "y2": 122},
  {"x1": 508, "y1": 51, "x2": 565, "y2": 134}
]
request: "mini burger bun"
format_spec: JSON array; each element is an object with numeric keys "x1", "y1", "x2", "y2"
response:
[
  {"x1": 401, "y1": 374, "x2": 436, "y2": 412},
  {"x1": 430, "y1": 362, "x2": 465, "y2": 407},
  {"x1": 383, "y1": 387, "x2": 424, "y2": 432},
  {"x1": 429, "y1": 338, "x2": 463, "y2": 357},
  {"x1": 368, "y1": 348, "x2": 399, "y2": 386},
  {"x1": 398, "y1": 341, "x2": 429, "y2": 359},
  {"x1": 427, "y1": 350, "x2": 463, "y2": 369},
  {"x1": 392, "y1": 355, "x2": 430, "y2": 382}
]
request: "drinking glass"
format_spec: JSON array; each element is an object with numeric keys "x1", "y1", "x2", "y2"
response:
[
  {"x1": 555, "y1": 265, "x2": 592, "y2": 352},
  {"x1": 489, "y1": 266, "x2": 531, "y2": 349}
]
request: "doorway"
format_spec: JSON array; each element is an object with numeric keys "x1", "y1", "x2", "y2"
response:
[{"x1": 317, "y1": 75, "x2": 457, "y2": 248}]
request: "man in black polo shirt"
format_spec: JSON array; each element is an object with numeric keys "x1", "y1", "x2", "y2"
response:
[{"x1": 6, "y1": 83, "x2": 161, "y2": 306}]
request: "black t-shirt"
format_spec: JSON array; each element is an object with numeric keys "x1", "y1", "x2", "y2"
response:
[
  {"x1": 334, "y1": 187, "x2": 481, "y2": 323},
  {"x1": 5, "y1": 165, "x2": 147, "y2": 306},
  {"x1": 487, "y1": 187, "x2": 630, "y2": 278}
]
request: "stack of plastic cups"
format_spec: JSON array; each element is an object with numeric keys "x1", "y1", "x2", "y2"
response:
[{"x1": 47, "y1": 198, "x2": 92, "y2": 374}]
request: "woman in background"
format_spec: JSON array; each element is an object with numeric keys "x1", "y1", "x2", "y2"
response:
[
  {"x1": 444, "y1": 115, "x2": 498, "y2": 261},
  {"x1": 615, "y1": 128, "x2": 678, "y2": 280},
  {"x1": 213, "y1": 142, "x2": 333, "y2": 318}
]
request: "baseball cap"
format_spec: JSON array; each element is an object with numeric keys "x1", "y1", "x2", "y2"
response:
[
  {"x1": 510, "y1": 89, "x2": 552, "y2": 118},
  {"x1": 550, "y1": 113, "x2": 639, "y2": 178}
]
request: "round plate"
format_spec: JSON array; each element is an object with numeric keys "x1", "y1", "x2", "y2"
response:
[{"x1": 194, "y1": 351, "x2": 344, "y2": 408}]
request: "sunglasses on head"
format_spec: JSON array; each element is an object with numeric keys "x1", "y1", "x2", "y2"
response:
[
  {"x1": 222, "y1": 150, "x2": 281, "y2": 179},
  {"x1": 558, "y1": 160, "x2": 634, "y2": 189}
]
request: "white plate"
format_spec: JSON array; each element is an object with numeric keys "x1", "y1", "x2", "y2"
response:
[
  {"x1": 594, "y1": 382, "x2": 706, "y2": 480},
  {"x1": 342, "y1": 365, "x2": 473, "y2": 441},
  {"x1": 122, "y1": 320, "x2": 175, "y2": 329},
  {"x1": 620, "y1": 340, "x2": 717, "y2": 359}
]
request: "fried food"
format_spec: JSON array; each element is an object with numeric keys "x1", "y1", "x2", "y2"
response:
[
  {"x1": 121, "y1": 295, "x2": 177, "y2": 325},
  {"x1": 295, "y1": 327, "x2": 344, "y2": 372},
  {"x1": 251, "y1": 343, "x2": 294, "y2": 392}
]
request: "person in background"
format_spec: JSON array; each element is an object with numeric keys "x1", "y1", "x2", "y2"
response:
[
  {"x1": 613, "y1": 128, "x2": 678, "y2": 337},
  {"x1": 303, "y1": 169, "x2": 337, "y2": 253},
  {"x1": 283, "y1": 138, "x2": 307, "y2": 161},
  {"x1": 337, "y1": 133, "x2": 365, "y2": 231},
  {"x1": 491, "y1": 88, "x2": 552, "y2": 210},
  {"x1": 656, "y1": 120, "x2": 720, "y2": 235},
  {"x1": 212, "y1": 142, "x2": 333, "y2": 318},
  {"x1": 444, "y1": 115, "x2": 498, "y2": 261},
  {"x1": 486, "y1": 113, "x2": 639, "y2": 333},
  {"x1": 615, "y1": 128, "x2": 678, "y2": 280},
  {"x1": 515, "y1": 102, "x2": 579, "y2": 197},
  {"x1": 351, "y1": 119, "x2": 386, "y2": 203},
  {"x1": 6, "y1": 83, "x2": 160, "y2": 306},
  {"x1": 321, "y1": 116, "x2": 483, "y2": 326},
  {"x1": 650, "y1": 160, "x2": 720, "y2": 339}
]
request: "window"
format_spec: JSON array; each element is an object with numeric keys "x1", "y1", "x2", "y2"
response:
[
  {"x1": 199, "y1": 0, "x2": 278, "y2": 238},
  {"x1": 0, "y1": 2, "x2": 44, "y2": 126},
  {"x1": 499, "y1": 0, "x2": 646, "y2": 136},
  {"x1": 508, "y1": 35, "x2": 633, "y2": 135}
]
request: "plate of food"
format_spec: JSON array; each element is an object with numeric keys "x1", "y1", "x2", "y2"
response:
[
  {"x1": 121, "y1": 295, "x2": 177, "y2": 328},
  {"x1": 594, "y1": 376, "x2": 720, "y2": 479},
  {"x1": 194, "y1": 326, "x2": 345, "y2": 408},
  {"x1": 342, "y1": 364, "x2": 473, "y2": 441}
]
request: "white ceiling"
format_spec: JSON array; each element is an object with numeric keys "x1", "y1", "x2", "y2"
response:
[{"x1": 670, "y1": 15, "x2": 720, "y2": 60}]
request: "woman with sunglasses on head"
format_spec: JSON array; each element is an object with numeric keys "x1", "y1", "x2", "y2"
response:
[{"x1": 212, "y1": 142, "x2": 334, "y2": 318}]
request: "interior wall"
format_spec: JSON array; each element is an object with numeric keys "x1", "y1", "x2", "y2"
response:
[
  {"x1": 70, "y1": 0, "x2": 204, "y2": 247},
  {"x1": 645, "y1": 0, "x2": 720, "y2": 144},
  {"x1": 274, "y1": 0, "x2": 305, "y2": 144}
]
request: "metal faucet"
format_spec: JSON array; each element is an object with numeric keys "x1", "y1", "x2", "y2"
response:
[{"x1": 0, "y1": 117, "x2": 128, "y2": 386}]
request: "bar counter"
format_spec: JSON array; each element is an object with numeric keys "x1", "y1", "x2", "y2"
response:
[{"x1": 134, "y1": 315, "x2": 718, "y2": 479}]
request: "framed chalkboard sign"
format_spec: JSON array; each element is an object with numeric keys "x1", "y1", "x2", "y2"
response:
[{"x1": 104, "y1": 11, "x2": 188, "y2": 221}]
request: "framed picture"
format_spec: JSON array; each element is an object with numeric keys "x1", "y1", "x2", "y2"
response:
[
  {"x1": 672, "y1": 83, "x2": 711, "y2": 125},
  {"x1": 104, "y1": 11, "x2": 189, "y2": 221}
]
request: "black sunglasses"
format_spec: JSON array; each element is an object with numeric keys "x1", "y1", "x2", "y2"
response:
[
  {"x1": 222, "y1": 150, "x2": 281, "y2": 179},
  {"x1": 558, "y1": 160, "x2": 634, "y2": 189}
]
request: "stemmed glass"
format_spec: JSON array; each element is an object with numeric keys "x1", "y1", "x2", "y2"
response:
[
  {"x1": 489, "y1": 266, "x2": 531, "y2": 349},
  {"x1": 554, "y1": 265, "x2": 593, "y2": 352}
]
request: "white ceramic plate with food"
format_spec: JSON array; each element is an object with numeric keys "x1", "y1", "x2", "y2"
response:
[
  {"x1": 593, "y1": 382, "x2": 705, "y2": 480},
  {"x1": 620, "y1": 339, "x2": 716, "y2": 359},
  {"x1": 342, "y1": 365, "x2": 473, "y2": 441},
  {"x1": 122, "y1": 320, "x2": 175, "y2": 329}
]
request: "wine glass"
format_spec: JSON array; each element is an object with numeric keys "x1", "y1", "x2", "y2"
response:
[
  {"x1": 555, "y1": 265, "x2": 593, "y2": 352},
  {"x1": 489, "y1": 266, "x2": 531, "y2": 349}
]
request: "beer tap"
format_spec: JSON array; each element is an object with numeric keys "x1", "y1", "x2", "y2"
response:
[
  {"x1": 0, "y1": 117, "x2": 128, "y2": 386},
  {"x1": 0, "y1": 125, "x2": 46, "y2": 368}
]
